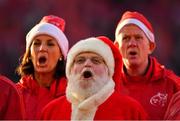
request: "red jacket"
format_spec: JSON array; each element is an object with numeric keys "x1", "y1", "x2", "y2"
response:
[
  {"x1": 41, "y1": 91, "x2": 148, "y2": 120},
  {"x1": 164, "y1": 91, "x2": 180, "y2": 120},
  {"x1": 0, "y1": 75, "x2": 25, "y2": 119},
  {"x1": 16, "y1": 75, "x2": 67, "y2": 120},
  {"x1": 120, "y1": 57, "x2": 180, "y2": 119}
]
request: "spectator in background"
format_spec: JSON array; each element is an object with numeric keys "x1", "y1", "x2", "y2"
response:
[
  {"x1": 114, "y1": 11, "x2": 180, "y2": 119},
  {"x1": 16, "y1": 15, "x2": 69, "y2": 119},
  {"x1": 0, "y1": 75, "x2": 25, "y2": 119},
  {"x1": 41, "y1": 36, "x2": 147, "y2": 120}
]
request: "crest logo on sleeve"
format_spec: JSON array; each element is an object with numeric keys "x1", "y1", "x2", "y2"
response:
[{"x1": 150, "y1": 92, "x2": 168, "y2": 107}]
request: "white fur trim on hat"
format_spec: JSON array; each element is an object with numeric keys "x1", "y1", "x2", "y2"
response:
[
  {"x1": 115, "y1": 18, "x2": 155, "y2": 43},
  {"x1": 26, "y1": 23, "x2": 69, "y2": 59},
  {"x1": 66, "y1": 37, "x2": 115, "y2": 78}
]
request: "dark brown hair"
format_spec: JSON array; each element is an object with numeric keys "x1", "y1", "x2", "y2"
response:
[{"x1": 16, "y1": 49, "x2": 65, "y2": 79}]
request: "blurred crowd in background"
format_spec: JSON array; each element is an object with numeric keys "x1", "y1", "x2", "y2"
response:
[{"x1": 0, "y1": 0, "x2": 179, "y2": 82}]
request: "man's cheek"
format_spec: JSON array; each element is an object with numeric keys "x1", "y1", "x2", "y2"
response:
[
  {"x1": 93, "y1": 69, "x2": 104, "y2": 77},
  {"x1": 71, "y1": 66, "x2": 82, "y2": 75}
]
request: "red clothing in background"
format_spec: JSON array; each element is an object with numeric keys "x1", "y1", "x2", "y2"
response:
[
  {"x1": 164, "y1": 91, "x2": 180, "y2": 120},
  {"x1": 16, "y1": 75, "x2": 67, "y2": 120},
  {"x1": 41, "y1": 91, "x2": 148, "y2": 120},
  {"x1": 121, "y1": 57, "x2": 180, "y2": 120},
  {"x1": 0, "y1": 75, "x2": 25, "y2": 119}
]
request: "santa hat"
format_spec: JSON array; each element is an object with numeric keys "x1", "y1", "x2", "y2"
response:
[
  {"x1": 26, "y1": 15, "x2": 69, "y2": 59},
  {"x1": 115, "y1": 11, "x2": 155, "y2": 43},
  {"x1": 66, "y1": 36, "x2": 122, "y2": 90}
]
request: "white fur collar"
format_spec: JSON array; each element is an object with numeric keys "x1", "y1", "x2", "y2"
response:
[{"x1": 67, "y1": 79, "x2": 115, "y2": 120}]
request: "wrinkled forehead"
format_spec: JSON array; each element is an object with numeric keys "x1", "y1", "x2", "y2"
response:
[
  {"x1": 119, "y1": 24, "x2": 144, "y2": 34},
  {"x1": 117, "y1": 24, "x2": 149, "y2": 42},
  {"x1": 75, "y1": 51, "x2": 104, "y2": 60}
]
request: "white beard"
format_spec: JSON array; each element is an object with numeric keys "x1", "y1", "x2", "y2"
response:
[
  {"x1": 66, "y1": 69, "x2": 115, "y2": 120},
  {"x1": 66, "y1": 69, "x2": 110, "y2": 103}
]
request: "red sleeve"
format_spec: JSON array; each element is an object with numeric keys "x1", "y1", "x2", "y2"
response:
[
  {"x1": 40, "y1": 96, "x2": 71, "y2": 120},
  {"x1": 164, "y1": 91, "x2": 180, "y2": 120},
  {"x1": 0, "y1": 75, "x2": 25, "y2": 119},
  {"x1": 166, "y1": 69, "x2": 180, "y2": 90}
]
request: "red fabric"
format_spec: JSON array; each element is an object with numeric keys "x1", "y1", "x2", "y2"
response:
[
  {"x1": 41, "y1": 91, "x2": 148, "y2": 120},
  {"x1": 97, "y1": 36, "x2": 123, "y2": 91},
  {"x1": 40, "y1": 15, "x2": 65, "y2": 32},
  {"x1": 0, "y1": 75, "x2": 25, "y2": 119},
  {"x1": 41, "y1": 36, "x2": 147, "y2": 120},
  {"x1": 119, "y1": 11, "x2": 154, "y2": 33},
  {"x1": 16, "y1": 75, "x2": 67, "y2": 120},
  {"x1": 164, "y1": 91, "x2": 180, "y2": 120},
  {"x1": 120, "y1": 57, "x2": 180, "y2": 120}
]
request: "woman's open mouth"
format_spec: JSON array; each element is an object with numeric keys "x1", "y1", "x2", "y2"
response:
[{"x1": 37, "y1": 55, "x2": 47, "y2": 66}]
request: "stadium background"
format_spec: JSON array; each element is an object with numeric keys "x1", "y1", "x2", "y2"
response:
[{"x1": 0, "y1": 0, "x2": 179, "y2": 82}]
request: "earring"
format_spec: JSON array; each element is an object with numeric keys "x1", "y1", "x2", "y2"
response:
[
  {"x1": 26, "y1": 57, "x2": 31, "y2": 62},
  {"x1": 59, "y1": 57, "x2": 62, "y2": 61}
]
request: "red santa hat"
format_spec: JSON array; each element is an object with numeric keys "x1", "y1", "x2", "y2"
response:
[
  {"x1": 115, "y1": 11, "x2": 155, "y2": 43},
  {"x1": 26, "y1": 15, "x2": 69, "y2": 59},
  {"x1": 66, "y1": 36, "x2": 122, "y2": 90}
]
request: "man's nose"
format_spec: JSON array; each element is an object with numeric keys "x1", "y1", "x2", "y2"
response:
[
  {"x1": 84, "y1": 59, "x2": 92, "y2": 66},
  {"x1": 128, "y1": 38, "x2": 137, "y2": 47}
]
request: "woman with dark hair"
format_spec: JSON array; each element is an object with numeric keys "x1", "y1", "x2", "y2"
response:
[{"x1": 16, "y1": 15, "x2": 69, "y2": 119}]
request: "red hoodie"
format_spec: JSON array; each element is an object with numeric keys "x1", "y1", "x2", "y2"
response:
[
  {"x1": 0, "y1": 75, "x2": 25, "y2": 119},
  {"x1": 120, "y1": 57, "x2": 180, "y2": 120},
  {"x1": 41, "y1": 91, "x2": 148, "y2": 120},
  {"x1": 164, "y1": 91, "x2": 180, "y2": 120},
  {"x1": 16, "y1": 75, "x2": 67, "y2": 120}
]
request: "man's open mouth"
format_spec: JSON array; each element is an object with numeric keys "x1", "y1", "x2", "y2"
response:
[
  {"x1": 129, "y1": 51, "x2": 137, "y2": 56},
  {"x1": 83, "y1": 70, "x2": 93, "y2": 78}
]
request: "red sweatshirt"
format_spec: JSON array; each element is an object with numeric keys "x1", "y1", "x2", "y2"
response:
[
  {"x1": 164, "y1": 91, "x2": 180, "y2": 120},
  {"x1": 16, "y1": 75, "x2": 67, "y2": 120},
  {"x1": 0, "y1": 75, "x2": 25, "y2": 119},
  {"x1": 120, "y1": 57, "x2": 180, "y2": 119},
  {"x1": 41, "y1": 91, "x2": 148, "y2": 120}
]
